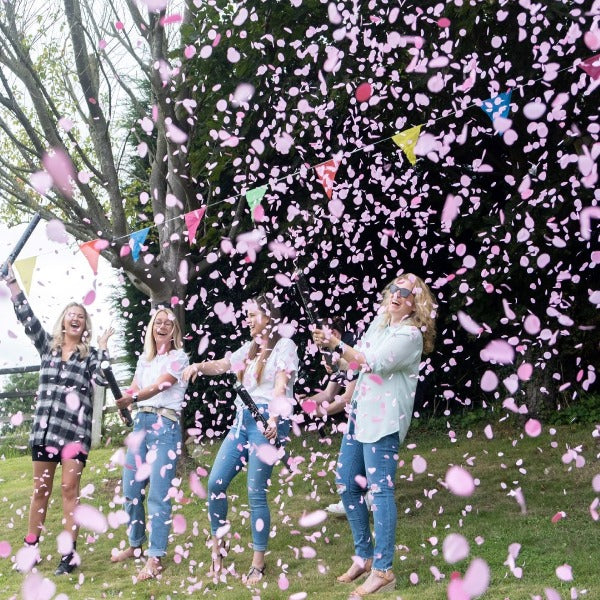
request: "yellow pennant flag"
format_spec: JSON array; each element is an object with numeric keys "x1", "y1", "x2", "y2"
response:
[
  {"x1": 14, "y1": 256, "x2": 37, "y2": 295},
  {"x1": 392, "y1": 124, "x2": 423, "y2": 165}
]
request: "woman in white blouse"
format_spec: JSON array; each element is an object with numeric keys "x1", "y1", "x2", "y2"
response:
[
  {"x1": 182, "y1": 294, "x2": 298, "y2": 586},
  {"x1": 112, "y1": 307, "x2": 189, "y2": 580},
  {"x1": 313, "y1": 273, "x2": 436, "y2": 596}
]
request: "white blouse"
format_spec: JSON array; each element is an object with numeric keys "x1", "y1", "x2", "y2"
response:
[
  {"x1": 134, "y1": 348, "x2": 189, "y2": 411},
  {"x1": 229, "y1": 337, "x2": 299, "y2": 408},
  {"x1": 351, "y1": 315, "x2": 423, "y2": 443}
]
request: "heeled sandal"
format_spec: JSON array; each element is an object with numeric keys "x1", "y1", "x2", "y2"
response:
[
  {"x1": 349, "y1": 569, "x2": 396, "y2": 597},
  {"x1": 208, "y1": 540, "x2": 230, "y2": 578},
  {"x1": 245, "y1": 564, "x2": 265, "y2": 585},
  {"x1": 337, "y1": 558, "x2": 373, "y2": 583}
]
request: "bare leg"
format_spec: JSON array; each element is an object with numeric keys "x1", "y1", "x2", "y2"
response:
[
  {"x1": 28, "y1": 461, "x2": 58, "y2": 539},
  {"x1": 60, "y1": 459, "x2": 83, "y2": 542}
]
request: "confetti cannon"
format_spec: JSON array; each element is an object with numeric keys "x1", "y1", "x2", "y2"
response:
[{"x1": 0, "y1": 213, "x2": 42, "y2": 278}]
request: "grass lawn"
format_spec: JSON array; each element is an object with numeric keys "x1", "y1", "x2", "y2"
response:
[{"x1": 0, "y1": 420, "x2": 598, "y2": 599}]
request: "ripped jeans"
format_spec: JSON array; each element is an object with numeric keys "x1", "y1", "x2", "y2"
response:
[
  {"x1": 122, "y1": 412, "x2": 181, "y2": 558},
  {"x1": 335, "y1": 419, "x2": 399, "y2": 571},
  {"x1": 207, "y1": 407, "x2": 290, "y2": 551}
]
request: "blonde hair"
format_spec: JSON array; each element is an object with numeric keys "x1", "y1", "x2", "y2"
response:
[
  {"x1": 238, "y1": 294, "x2": 282, "y2": 384},
  {"x1": 143, "y1": 308, "x2": 184, "y2": 361},
  {"x1": 381, "y1": 273, "x2": 437, "y2": 354},
  {"x1": 51, "y1": 302, "x2": 92, "y2": 359}
]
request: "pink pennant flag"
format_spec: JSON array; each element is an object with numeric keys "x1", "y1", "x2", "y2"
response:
[
  {"x1": 579, "y1": 53, "x2": 600, "y2": 79},
  {"x1": 315, "y1": 158, "x2": 339, "y2": 199},
  {"x1": 79, "y1": 239, "x2": 109, "y2": 275},
  {"x1": 184, "y1": 207, "x2": 206, "y2": 245}
]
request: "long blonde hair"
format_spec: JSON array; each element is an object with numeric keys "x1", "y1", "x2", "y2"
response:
[
  {"x1": 143, "y1": 308, "x2": 184, "y2": 361},
  {"x1": 381, "y1": 273, "x2": 437, "y2": 354},
  {"x1": 238, "y1": 294, "x2": 282, "y2": 384},
  {"x1": 51, "y1": 302, "x2": 92, "y2": 358}
]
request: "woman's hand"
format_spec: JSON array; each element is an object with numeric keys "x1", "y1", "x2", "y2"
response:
[
  {"x1": 182, "y1": 363, "x2": 200, "y2": 383},
  {"x1": 264, "y1": 417, "x2": 279, "y2": 441},
  {"x1": 98, "y1": 326, "x2": 115, "y2": 351},
  {"x1": 312, "y1": 327, "x2": 340, "y2": 350},
  {"x1": 116, "y1": 394, "x2": 134, "y2": 410}
]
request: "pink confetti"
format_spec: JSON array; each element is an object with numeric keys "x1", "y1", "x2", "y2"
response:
[
  {"x1": 0, "y1": 540, "x2": 11, "y2": 558},
  {"x1": 256, "y1": 443, "x2": 281, "y2": 465},
  {"x1": 462, "y1": 558, "x2": 490, "y2": 596},
  {"x1": 42, "y1": 148, "x2": 75, "y2": 198},
  {"x1": 299, "y1": 510, "x2": 328, "y2": 528},
  {"x1": 355, "y1": 82, "x2": 373, "y2": 102},
  {"x1": 555, "y1": 564, "x2": 573, "y2": 582},
  {"x1": 551, "y1": 511, "x2": 566, "y2": 523},
  {"x1": 74, "y1": 504, "x2": 108, "y2": 533},
  {"x1": 480, "y1": 370, "x2": 498, "y2": 392},
  {"x1": 592, "y1": 474, "x2": 600, "y2": 493},
  {"x1": 22, "y1": 572, "x2": 56, "y2": 600},
  {"x1": 443, "y1": 533, "x2": 470, "y2": 564},
  {"x1": 524, "y1": 419, "x2": 542, "y2": 437},
  {"x1": 10, "y1": 411, "x2": 23, "y2": 426},
  {"x1": 412, "y1": 455, "x2": 427, "y2": 474},
  {"x1": 15, "y1": 546, "x2": 40, "y2": 573},
  {"x1": 445, "y1": 466, "x2": 475, "y2": 497},
  {"x1": 172, "y1": 514, "x2": 186, "y2": 534},
  {"x1": 46, "y1": 219, "x2": 68, "y2": 244},
  {"x1": 61, "y1": 442, "x2": 84, "y2": 460},
  {"x1": 301, "y1": 400, "x2": 317, "y2": 414},
  {"x1": 481, "y1": 339, "x2": 514, "y2": 364}
]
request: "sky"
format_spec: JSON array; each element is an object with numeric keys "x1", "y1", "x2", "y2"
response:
[{"x1": 0, "y1": 217, "x2": 119, "y2": 371}]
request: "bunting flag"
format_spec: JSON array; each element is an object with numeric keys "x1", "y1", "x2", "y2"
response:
[
  {"x1": 392, "y1": 125, "x2": 423, "y2": 166},
  {"x1": 245, "y1": 185, "x2": 268, "y2": 220},
  {"x1": 14, "y1": 256, "x2": 37, "y2": 296},
  {"x1": 79, "y1": 239, "x2": 109, "y2": 275},
  {"x1": 129, "y1": 227, "x2": 150, "y2": 262},
  {"x1": 578, "y1": 53, "x2": 600, "y2": 80},
  {"x1": 480, "y1": 91, "x2": 513, "y2": 132},
  {"x1": 315, "y1": 158, "x2": 339, "y2": 199},
  {"x1": 184, "y1": 207, "x2": 206, "y2": 245}
]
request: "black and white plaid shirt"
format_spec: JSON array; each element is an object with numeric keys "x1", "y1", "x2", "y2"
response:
[{"x1": 13, "y1": 293, "x2": 108, "y2": 455}]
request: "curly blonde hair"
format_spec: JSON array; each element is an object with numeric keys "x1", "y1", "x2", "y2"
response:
[
  {"x1": 144, "y1": 308, "x2": 184, "y2": 361},
  {"x1": 381, "y1": 273, "x2": 437, "y2": 354},
  {"x1": 51, "y1": 302, "x2": 92, "y2": 359}
]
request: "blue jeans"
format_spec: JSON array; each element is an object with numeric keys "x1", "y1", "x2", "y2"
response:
[
  {"x1": 122, "y1": 412, "x2": 181, "y2": 558},
  {"x1": 335, "y1": 419, "x2": 399, "y2": 571},
  {"x1": 208, "y1": 407, "x2": 290, "y2": 552}
]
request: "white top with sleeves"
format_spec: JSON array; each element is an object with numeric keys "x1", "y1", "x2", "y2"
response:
[
  {"x1": 351, "y1": 314, "x2": 423, "y2": 444},
  {"x1": 229, "y1": 337, "x2": 299, "y2": 408},
  {"x1": 134, "y1": 348, "x2": 189, "y2": 411}
]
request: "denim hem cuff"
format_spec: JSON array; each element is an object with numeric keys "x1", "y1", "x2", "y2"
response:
[
  {"x1": 129, "y1": 537, "x2": 146, "y2": 547},
  {"x1": 147, "y1": 550, "x2": 167, "y2": 558}
]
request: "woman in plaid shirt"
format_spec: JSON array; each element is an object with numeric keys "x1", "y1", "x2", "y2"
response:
[{"x1": 3, "y1": 265, "x2": 114, "y2": 576}]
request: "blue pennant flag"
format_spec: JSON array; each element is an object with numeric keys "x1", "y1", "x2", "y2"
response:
[
  {"x1": 129, "y1": 227, "x2": 150, "y2": 262},
  {"x1": 480, "y1": 91, "x2": 512, "y2": 133}
]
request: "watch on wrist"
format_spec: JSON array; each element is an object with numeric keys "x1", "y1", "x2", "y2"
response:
[
  {"x1": 335, "y1": 340, "x2": 345, "y2": 354},
  {"x1": 131, "y1": 393, "x2": 139, "y2": 404}
]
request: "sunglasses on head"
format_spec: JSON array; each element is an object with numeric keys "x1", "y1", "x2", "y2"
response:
[{"x1": 389, "y1": 284, "x2": 412, "y2": 297}]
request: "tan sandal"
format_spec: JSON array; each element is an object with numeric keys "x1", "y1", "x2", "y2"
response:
[
  {"x1": 349, "y1": 569, "x2": 396, "y2": 597},
  {"x1": 137, "y1": 557, "x2": 162, "y2": 581},
  {"x1": 337, "y1": 558, "x2": 373, "y2": 583},
  {"x1": 111, "y1": 546, "x2": 142, "y2": 563}
]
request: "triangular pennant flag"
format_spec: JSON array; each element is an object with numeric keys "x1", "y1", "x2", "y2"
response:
[
  {"x1": 129, "y1": 227, "x2": 150, "y2": 262},
  {"x1": 314, "y1": 159, "x2": 339, "y2": 199},
  {"x1": 578, "y1": 54, "x2": 600, "y2": 80},
  {"x1": 245, "y1": 185, "x2": 268, "y2": 220},
  {"x1": 392, "y1": 125, "x2": 423, "y2": 165},
  {"x1": 14, "y1": 256, "x2": 37, "y2": 296},
  {"x1": 184, "y1": 207, "x2": 206, "y2": 245},
  {"x1": 480, "y1": 91, "x2": 513, "y2": 130},
  {"x1": 79, "y1": 239, "x2": 109, "y2": 275}
]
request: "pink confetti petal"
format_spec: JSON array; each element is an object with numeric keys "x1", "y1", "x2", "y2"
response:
[
  {"x1": 0, "y1": 540, "x2": 11, "y2": 558},
  {"x1": 412, "y1": 455, "x2": 427, "y2": 474},
  {"x1": 256, "y1": 443, "x2": 281, "y2": 466},
  {"x1": 74, "y1": 504, "x2": 108, "y2": 533},
  {"x1": 45, "y1": 219, "x2": 68, "y2": 244},
  {"x1": 524, "y1": 419, "x2": 542, "y2": 437},
  {"x1": 172, "y1": 514, "x2": 186, "y2": 534},
  {"x1": 42, "y1": 148, "x2": 75, "y2": 198},
  {"x1": 462, "y1": 558, "x2": 490, "y2": 596},
  {"x1": 299, "y1": 510, "x2": 328, "y2": 528},
  {"x1": 22, "y1": 572, "x2": 56, "y2": 600},
  {"x1": 445, "y1": 466, "x2": 475, "y2": 497},
  {"x1": 443, "y1": 533, "x2": 470, "y2": 564},
  {"x1": 10, "y1": 411, "x2": 23, "y2": 426},
  {"x1": 555, "y1": 564, "x2": 573, "y2": 581},
  {"x1": 355, "y1": 82, "x2": 372, "y2": 102}
]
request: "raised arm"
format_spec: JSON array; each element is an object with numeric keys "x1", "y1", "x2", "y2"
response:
[{"x1": 182, "y1": 357, "x2": 231, "y2": 382}]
